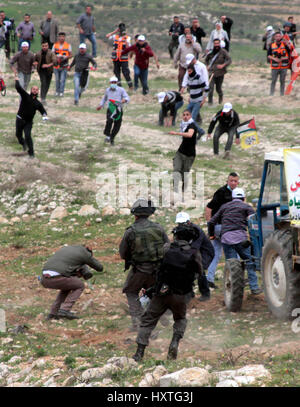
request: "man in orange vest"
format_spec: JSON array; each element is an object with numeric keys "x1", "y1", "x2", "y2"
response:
[
  {"x1": 267, "y1": 31, "x2": 290, "y2": 96},
  {"x1": 106, "y1": 23, "x2": 133, "y2": 89},
  {"x1": 52, "y1": 32, "x2": 72, "y2": 97}
]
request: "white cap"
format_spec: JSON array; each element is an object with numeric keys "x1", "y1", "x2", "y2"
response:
[
  {"x1": 176, "y1": 212, "x2": 190, "y2": 224},
  {"x1": 137, "y1": 35, "x2": 145, "y2": 41},
  {"x1": 232, "y1": 188, "x2": 245, "y2": 199},
  {"x1": 21, "y1": 41, "x2": 29, "y2": 47},
  {"x1": 222, "y1": 102, "x2": 232, "y2": 113},
  {"x1": 157, "y1": 91, "x2": 166, "y2": 103},
  {"x1": 266, "y1": 25, "x2": 273, "y2": 31},
  {"x1": 109, "y1": 76, "x2": 118, "y2": 83},
  {"x1": 186, "y1": 53, "x2": 195, "y2": 65},
  {"x1": 79, "y1": 43, "x2": 87, "y2": 49}
]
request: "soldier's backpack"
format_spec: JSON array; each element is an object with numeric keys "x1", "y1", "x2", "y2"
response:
[
  {"x1": 130, "y1": 221, "x2": 165, "y2": 264},
  {"x1": 160, "y1": 241, "x2": 198, "y2": 294}
]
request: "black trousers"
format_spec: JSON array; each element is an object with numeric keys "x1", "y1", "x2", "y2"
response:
[
  {"x1": 104, "y1": 110, "x2": 123, "y2": 140},
  {"x1": 113, "y1": 60, "x2": 132, "y2": 88},
  {"x1": 4, "y1": 34, "x2": 10, "y2": 58},
  {"x1": 198, "y1": 273, "x2": 210, "y2": 297},
  {"x1": 38, "y1": 70, "x2": 53, "y2": 100},
  {"x1": 16, "y1": 117, "x2": 34, "y2": 156}
]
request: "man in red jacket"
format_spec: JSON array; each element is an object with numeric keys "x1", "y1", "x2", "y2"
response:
[{"x1": 121, "y1": 35, "x2": 154, "y2": 95}]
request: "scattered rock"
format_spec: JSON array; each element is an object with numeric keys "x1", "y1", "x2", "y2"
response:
[
  {"x1": 95, "y1": 218, "x2": 102, "y2": 223},
  {"x1": 22, "y1": 214, "x2": 30, "y2": 221},
  {"x1": 8, "y1": 356, "x2": 22, "y2": 364},
  {"x1": 78, "y1": 205, "x2": 99, "y2": 216},
  {"x1": 159, "y1": 367, "x2": 211, "y2": 387},
  {"x1": 0, "y1": 364, "x2": 10, "y2": 379},
  {"x1": 107, "y1": 357, "x2": 138, "y2": 369},
  {"x1": 16, "y1": 204, "x2": 28, "y2": 216},
  {"x1": 139, "y1": 365, "x2": 168, "y2": 387},
  {"x1": 62, "y1": 376, "x2": 77, "y2": 387},
  {"x1": 1, "y1": 337, "x2": 13, "y2": 345},
  {"x1": 253, "y1": 336, "x2": 264, "y2": 345},
  {"x1": 216, "y1": 379, "x2": 239, "y2": 387},
  {"x1": 34, "y1": 359, "x2": 46, "y2": 368},
  {"x1": 119, "y1": 208, "x2": 130, "y2": 216},
  {"x1": 214, "y1": 364, "x2": 272, "y2": 385},
  {"x1": 43, "y1": 376, "x2": 57, "y2": 387},
  {"x1": 0, "y1": 216, "x2": 9, "y2": 224},
  {"x1": 11, "y1": 217, "x2": 21, "y2": 223},
  {"x1": 101, "y1": 205, "x2": 117, "y2": 216},
  {"x1": 81, "y1": 364, "x2": 120, "y2": 382},
  {"x1": 50, "y1": 206, "x2": 68, "y2": 220}
]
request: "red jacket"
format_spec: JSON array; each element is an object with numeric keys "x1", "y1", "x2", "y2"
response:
[{"x1": 121, "y1": 43, "x2": 154, "y2": 70}]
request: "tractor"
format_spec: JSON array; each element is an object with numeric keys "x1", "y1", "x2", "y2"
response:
[{"x1": 224, "y1": 148, "x2": 300, "y2": 319}]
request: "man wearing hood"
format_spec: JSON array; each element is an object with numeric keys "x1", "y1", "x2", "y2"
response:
[{"x1": 205, "y1": 38, "x2": 232, "y2": 105}]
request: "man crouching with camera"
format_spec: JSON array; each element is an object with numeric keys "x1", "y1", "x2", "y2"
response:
[{"x1": 41, "y1": 245, "x2": 103, "y2": 320}]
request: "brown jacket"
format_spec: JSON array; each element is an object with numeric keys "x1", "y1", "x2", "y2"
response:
[
  {"x1": 205, "y1": 48, "x2": 231, "y2": 78},
  {"x1": 35, "y1": 49, "x2": 57, "y2": 73}
]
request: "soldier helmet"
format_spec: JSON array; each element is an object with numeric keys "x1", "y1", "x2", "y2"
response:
[
  {"x1": 172, "y1": 223, "x2": 198, "y2": 242},
  {"x1": 131, "y1": 198, "x2": 156, "y2": 216}
]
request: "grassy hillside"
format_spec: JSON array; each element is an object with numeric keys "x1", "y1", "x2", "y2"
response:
[{"x1": 0, "y1": 0, "x2": 300, "y2": 389}]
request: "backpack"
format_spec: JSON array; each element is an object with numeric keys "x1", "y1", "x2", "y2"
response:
[
  {"x1": 161, "y1": 242, "x2": 197, "y2": 294},
  {"x1": 130, "y1": 221, "x2": 165, "y2": 264}
]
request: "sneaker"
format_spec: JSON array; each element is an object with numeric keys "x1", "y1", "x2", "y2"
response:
[
  {"x1": 59, "y1": 93, "x2": 63, "y2": 97},
  {"x1": 251, "y1": 288, "x2": 263, "y2": 295},
  {"x1": 208, "y1": 281, "x2": 218, "y2": 289},
  {"x1": 55, "y1": 92, "x2": 59, "y2": 96},
  {"x1": 74, "y1": 100, "x2": 78, "y2": 106},
  {"x1": 198, "y1": 295, "x2": 210, "y2": 302},
  {"x1": 104, "y1": 136, "x2": 111, "y2": 143},
  {"x1": 46, "y1": 313, "x2": 59, "y2": 320},
  {"x1": 22, "y1": 141, "x2": 28, "y2": 152},
  {"x1": 57, "y1": 309, "x2": 79, "y2": 320},
  {"x1": 28, "y1": 154, "x2": 35, "y2": 159},
  {"x1": 110, "y1": 139, "x2": 115, "y2": 146}
]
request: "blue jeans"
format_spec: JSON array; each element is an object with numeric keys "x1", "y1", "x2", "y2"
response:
[
  {"x1": 222, "y1": 242, "x2": 259, "y2": 291},
  {"x1": 54, "y1": 68, "x2": 67, "y2": 94},
  {"x1": 18, "y1": 38, "x2": 31, "y2": 51},
  {"x1": 79, "y1": 33, "x2": 97, "y2": 57},
  {"x1": 187, "y1": 101, "x2": 205, "y2": 135},
  {"x1": 207, "y1": 224, "x2": 223, "y2": 283},
  {"x1": 134, "y1": 65, "x2": 149, "y2": 94},
  {"x1": 74, "y1": 71, "x2": 83, "y2": 102}
]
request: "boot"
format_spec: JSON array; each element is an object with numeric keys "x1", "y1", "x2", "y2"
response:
[
  {"x1": 133, "y1": 344, "x2": 146, "y2": 362},
  {"x1": 218, "y1": 95, "x2": 223, "y2": 104},
  {"x1": 167, "y1": 334, "x2": 181, "y2": 360}
]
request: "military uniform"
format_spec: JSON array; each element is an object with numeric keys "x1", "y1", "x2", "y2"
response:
[
  {"x1": 119, "y1": 216, "x2": 169, "y2": 329},
  {"x1": 133, "y1": 231, "x2": 203, "y2": 361}
]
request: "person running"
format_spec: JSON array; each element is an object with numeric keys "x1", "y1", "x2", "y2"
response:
[
  {"x1": 69, "y1": 43, "x2": 97, "y2": 105},
  {"x1": 96, "y1": 76, "x2": 130, "y2": 146},
  {"x1": 35, "y1": 42, "x2": 57, "y2": 104},
  {"x1": 190, "y1": 18, "x2": 206, "y2": 47},
  {"x1": 10, "y1": 41, "x2": 35, "y2": 90},
  {"x1": 14, "y1": 73, "x2": 48, "y2": 158},
  {"x1": 207, "y1": 102, "x2": 240, "y2": 159},
  {"x1": 106, "y1": 23, "x2": 133, "y2": 89},
  {"x1": 121, "y1": 35, "x2": 154, "y2": 95},
  {"x1": 174, "y1": 34, "x2": 201, "y2": 89},
  {"x1": 15, "y1": 13, "x2": 35, "y2": 51},
  {"x1": 76, "y1": 5, "x2": 97, "y2": 57},
  {"x1": 169, "y1": 110, "x2": 199, "y2": 195}
]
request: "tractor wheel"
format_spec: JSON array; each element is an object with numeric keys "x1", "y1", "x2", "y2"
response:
[
  {"x1": 223, "y1": 258, "x2": 245, "y2": 312},
  {"x1": 262, "y1": 229, "x2": 300, "y2": 320}
]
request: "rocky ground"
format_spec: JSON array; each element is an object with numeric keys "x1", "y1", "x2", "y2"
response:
[{"x1": 1, "y1": 51, "x2": 300, "y2": 387}]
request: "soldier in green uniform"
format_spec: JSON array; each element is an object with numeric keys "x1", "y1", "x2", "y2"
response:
[{"x1": 119, "y1": 198, "x2": 169, "y2": 331}]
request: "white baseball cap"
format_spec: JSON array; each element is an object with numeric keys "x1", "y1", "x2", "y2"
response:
[
  {"x1": 186, "y1": 53, "x2": 195, "y2": 65},
  {"x1": 232, "y1": 188, "x2": 245, "y2": 199},
  {"x1": 21, "y1": 41, "x2": 29, "y2": 47},
  {"x1": 109, "y1": 76, "x2": 118, "y2": 83},
  {"x1": 266, "y1": 25, "x2": 273, "y2": 31},
  {"x1": 157, "y1": 92, "x2": 166, "y2": 103},
  {"x1": 176, "y1": 212, "x2": 190, "y2": 224},
  {"x1": 222, "y1": 102, "x2": 232, "y2": 113},
  {"x1": 137, "y1": 35, "x2": 145, "y2": 41},
  {"x1": 79, "y1": 43, "x2": 87, "y2": 49}
]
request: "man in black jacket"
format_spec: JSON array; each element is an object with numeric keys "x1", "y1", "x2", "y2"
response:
[
  {"x1": 190, "y1": 18, "x2": 206, "y2": 47},
  {"x1": 133, "y1": 223, "x2": 202, "y2": 362},
  {"x1": 41, "y1": 245, "x2": 103, "y2": 320},
  {"x1": 14, "y1": 74, "x2": 48, "y2": 158},
  {"x1": 220, "y1": 16, "x2": 233, "y2": 42},
  {"x1": 168, "y1": 16, "x2": 185, "y2": 59},
  {"x1": 207, "y1": 102, "x2": 240, "y2": 159},
  {"x1": 157, "y1": 90, "x2": 184, "y2": 126}
]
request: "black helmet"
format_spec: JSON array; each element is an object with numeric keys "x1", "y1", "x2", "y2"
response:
[
  {"x1": 131, "y1": 198, "x2": 156, "y2": 216},
  {"x1": 172, "y1": 224, "x2": 198, "y2": 242}
]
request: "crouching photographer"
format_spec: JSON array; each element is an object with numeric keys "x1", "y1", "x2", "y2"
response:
[{"x1": 41, "y1": 245, "x2": 103, "y2": 320}]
